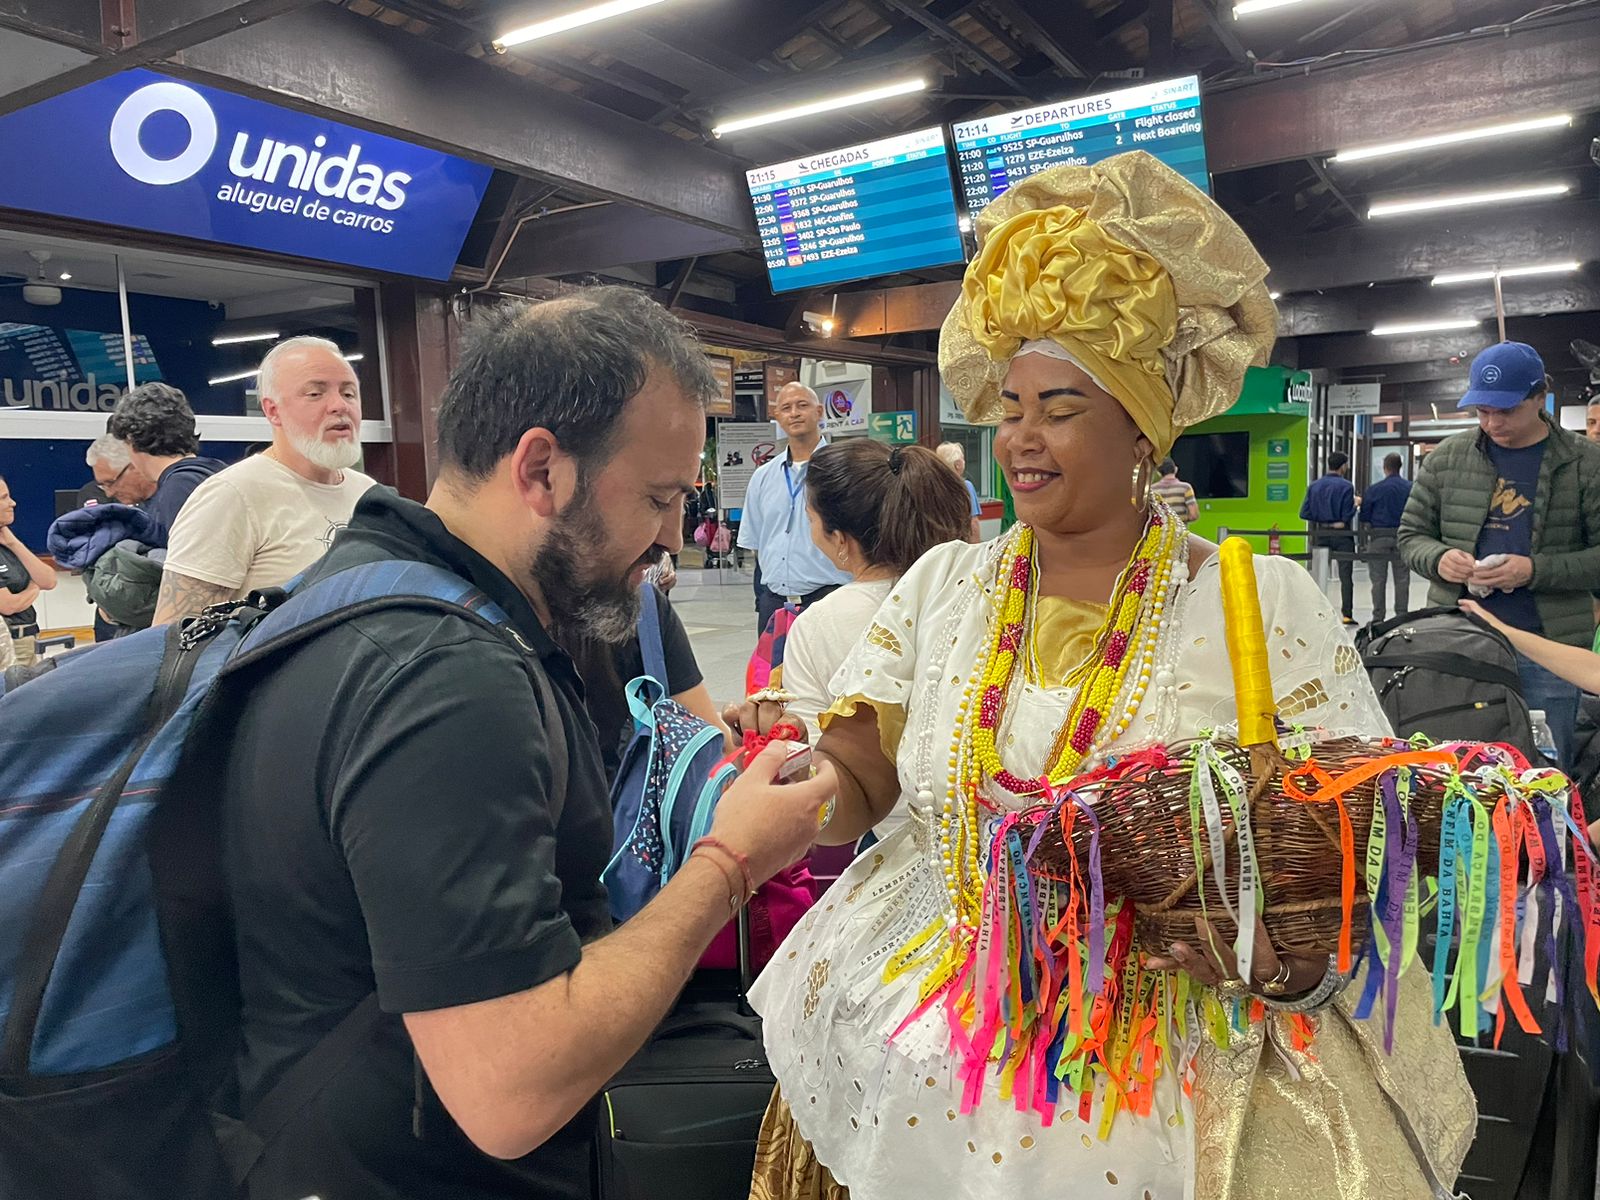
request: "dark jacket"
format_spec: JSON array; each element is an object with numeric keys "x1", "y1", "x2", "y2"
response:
[
  {"x1": 146, "y1": 457, "x2": 227, "y2": 544},
  {"x1": 1300, "y1": 473, "x2": 1356, "y2": 525},
  {"x1": 46, "y1": 503, "x2": 161, "y2": 570},
  {"x1": 1398, "y1": 414, "x2": 1600, "y2": 646}
]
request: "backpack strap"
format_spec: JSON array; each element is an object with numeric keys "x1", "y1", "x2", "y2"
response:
[{"x1": 636, "y1": 581, "x2": 668, "y2": 686}]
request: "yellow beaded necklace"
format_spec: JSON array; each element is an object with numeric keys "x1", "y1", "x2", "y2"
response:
[{"x1": 933, "y1": 504, "x2": 1183, "y2": 935}]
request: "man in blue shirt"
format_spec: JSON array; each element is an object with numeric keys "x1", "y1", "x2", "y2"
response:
[
  {"x1": 737, "y1": 382, "x2": 851, "y2": 633},
  {"x1": 1361, "y1": 452, "x2": 1413, "y2": 623},
  {"x1": 1300, "y1": 451, "x2": 1358, "y2": 624}
]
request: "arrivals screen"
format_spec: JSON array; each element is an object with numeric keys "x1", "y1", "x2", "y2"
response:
[
  {"x1": 747, "y1": 126, "x2": 965, "y2": 294},
  {"x1": 951, "y1": 75, "x2": 1208, "y2": 212}
]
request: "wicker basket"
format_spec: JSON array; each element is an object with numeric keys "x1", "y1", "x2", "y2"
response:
[{"x1": 1028, "y1": 735, "x2": 1476, "y2": 959}]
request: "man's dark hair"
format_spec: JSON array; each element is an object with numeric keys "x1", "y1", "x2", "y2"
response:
[
  {"x1": 1158, "y1": 457, "x2": 1178, "y2": 477},
  {"x1": 1329, "y1": 451, "x2": 1349, "y2": 473},
  {"x1": 1383, "y1": 452, "x2": 1403, "y2": 474},
  {"x1": 437, "y1": 287, "x2": 716, "y2": 480},
  {"x1": 108, "y1": 382, "x2": 199, "y2": 457}
]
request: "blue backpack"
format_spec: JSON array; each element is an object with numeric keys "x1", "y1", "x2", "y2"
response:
[
  {"x1": 604, "y1": 583, "x2": 739, "y2": 921},
  {"x1": 0, "y1": 559, "x2": 559, "y2": 1200}
]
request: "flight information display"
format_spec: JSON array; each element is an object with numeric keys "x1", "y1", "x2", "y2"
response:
[
  {"x1": 951, "y1": 75, "x2": 1208, "y2": 212},
  {"x1": 747, "y1": 126, "x2": 965, "y2": 294}
]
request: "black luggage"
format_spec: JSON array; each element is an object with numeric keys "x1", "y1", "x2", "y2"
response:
[
  {"x1": 1358, "y1": 606, "x2": 1538, "y2": 762},
  {"x1": 595, "y1": 908, "x2": 774, "y2": 1200}
]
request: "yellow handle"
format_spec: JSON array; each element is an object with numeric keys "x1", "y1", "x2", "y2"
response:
[{"x1": 1219, "y1": 537, "x2": 1278, "y2": 747}]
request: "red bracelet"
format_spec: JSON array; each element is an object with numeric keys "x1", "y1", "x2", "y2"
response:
[{"x1": 691, "y1": 836, "x2": 755, "y2": 902}]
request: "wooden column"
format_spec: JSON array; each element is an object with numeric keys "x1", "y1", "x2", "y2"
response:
[{"x1": 374, "y1": 280, "x2": 459, "y2": 499}]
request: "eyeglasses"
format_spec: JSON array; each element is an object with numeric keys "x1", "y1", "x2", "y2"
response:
[{"x1": 99, "y1": 463, "x2": 131, "y2": 490}]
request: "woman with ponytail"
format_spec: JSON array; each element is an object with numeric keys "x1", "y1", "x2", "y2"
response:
[{"x1": 777, "y1": 440, "x2": 971, "y2": 839}]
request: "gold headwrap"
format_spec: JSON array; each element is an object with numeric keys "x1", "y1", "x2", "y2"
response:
[{"x1": 939, "y1": 151, "x2": 1278, "y2": 454}]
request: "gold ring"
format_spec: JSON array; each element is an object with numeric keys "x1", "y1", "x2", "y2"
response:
[
  {"x1": 747, "y1": 687, "x2": 797, "y2": 706},
  {"x1": 1260, "y1": 961, "x2": 1294, "y2": 995}
]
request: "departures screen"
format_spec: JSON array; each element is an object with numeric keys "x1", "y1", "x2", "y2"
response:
[
  {"x1": 951, "y1": 75, "x2": 1208, "y2": 211},
  {"x1": 747, "y1": 126, "x2": 965, "y2": 294}
]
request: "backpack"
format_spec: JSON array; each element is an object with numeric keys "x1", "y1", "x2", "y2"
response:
[
  {"x1": 605, "y1": 584, "x2": 740, "y2": 921},
  {"x1": 0, "y1": 559, "x2": 557, "y2": 1200},
  {"x1": 83, "y1": 540, "x2": 166, "y2": 629},
  {"x1": 1358, "y1": 606, "x2": 1538, "y2": 761}
]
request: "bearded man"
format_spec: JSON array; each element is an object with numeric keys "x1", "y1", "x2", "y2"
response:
[
  {"x1": 214, "y1": 288, "x2": 833, "y2": 1200},
  {"x1": 153, "y1": 336, "x2": 377, "y2": 625}
]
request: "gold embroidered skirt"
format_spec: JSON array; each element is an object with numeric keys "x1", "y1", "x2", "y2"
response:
[{"x1": 750, "y1": 1090, "x2": 850, "y2": 1200}]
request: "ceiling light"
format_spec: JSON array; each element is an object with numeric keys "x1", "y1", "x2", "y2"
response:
[
  {"x1": 208, "y1": 368, "x2": 260, "y2": 385},
  {"x1": 1233, "y1": 0, "x2": 1328, "y2": 16},
  {"x1": 713, "y1": 78, "x2": 927, "y2": 137},
  {"x1": 211, "y1": 330, "x2": 280, "y2": 346},
  {"x1": 1269, "y1": 291, "x2": 1282, "y2": 300},
  {"x1": 1368, "y1": 182, "x2": 1571, "y2": 219},
  {"x1": 58, "y1": 272, "x2": 71, "y2": 281},
  {"x1": 209, "y1": 350, "x2": 361, "y2": 386},
  {"x1": 493, "y1": 0, "x2": 673, "y2": 51},
  {"x1": 1431, "y1": 260, "x2": 1582, "y2": 286},
  {"x1": 1371, "y1": 318, "x2": 1482, "y2": 337},
  {"x1": 1331, "y1": 113, "x2": 1572, "y2": 164}
]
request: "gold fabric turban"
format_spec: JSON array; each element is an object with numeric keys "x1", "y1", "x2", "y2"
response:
[{"x1": 939, "y1": 151, "x2": 1278, "y2": 455}]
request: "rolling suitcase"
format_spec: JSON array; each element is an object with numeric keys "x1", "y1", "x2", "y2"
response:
[{"x1": 595, "y1": 908, "x2": 775, "y2": 1200}]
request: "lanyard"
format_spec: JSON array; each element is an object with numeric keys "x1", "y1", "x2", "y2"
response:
[{"x1": 781, "y1": 455, "x2": 807, "y2": 533}]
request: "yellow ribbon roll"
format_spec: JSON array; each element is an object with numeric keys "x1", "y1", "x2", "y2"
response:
[{"x1": 1219, "y1": 537, "x2": 1278, "y2": 748}]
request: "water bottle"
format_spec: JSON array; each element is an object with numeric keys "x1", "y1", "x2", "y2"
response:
[{"x1": 1528, "y1": 708, "x2": 1558, "y2": 766}]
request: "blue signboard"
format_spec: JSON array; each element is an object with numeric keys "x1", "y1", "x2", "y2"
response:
[
  {"x1": 0, "y1": 69, "x2": 493, "y2": 280},
  {"x1": 952, "y1": 75, "x2": 1209, "y2": 211},
  {"x1": 746, "y1": 126, "x2": 965, "y2": 294}
]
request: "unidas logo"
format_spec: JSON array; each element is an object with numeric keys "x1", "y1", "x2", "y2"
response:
[{"x1": 108, "y1": 80, "x2": 412, "y2": 226}]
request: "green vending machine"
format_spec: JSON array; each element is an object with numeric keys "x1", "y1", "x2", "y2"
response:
[{"x1": 1173, "y1": 366, "x2": 1310, "y2": 555}]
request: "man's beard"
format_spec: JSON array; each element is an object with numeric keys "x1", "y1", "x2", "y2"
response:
[
  {"x1": 530, "y1": 486, "x2": 652, "y2": 648},
  {"x1": 287, "y1": 425, "x2": 362, "y2": 472}
]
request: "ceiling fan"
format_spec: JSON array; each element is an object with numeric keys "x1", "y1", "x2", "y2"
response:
[{"x1": 0, "y1": 251, "x2": 63, "y2": 306}]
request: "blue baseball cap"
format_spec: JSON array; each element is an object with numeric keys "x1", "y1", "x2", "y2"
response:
[{"x1": 1458, "y1": 342, "x2": 1547, "y2": 410}]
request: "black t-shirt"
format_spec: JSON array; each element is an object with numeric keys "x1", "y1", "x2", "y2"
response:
[
  {"x1": 1475, "y1": 439, "x2": 1546, "y2": 632},
  {"x1": 570, "y1": 586, "x2": 704, "y2": 783},
  {"x1": 220, "y1": 489, "x2": 613, "y2": 1200},
  {"x1": 0, "y1": 542, "x2": 38, "y2": 633},
  {"x1": 146, "y1": 456, "x2": 227, "y2": 544}
]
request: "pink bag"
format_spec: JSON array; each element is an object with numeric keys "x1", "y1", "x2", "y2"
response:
[
  {"x1": 700, "y1": 860, "x2": 815, "y2": 971},
  {"x1": 694, "y1": 520, "x2": 712, "y2": 547},
  {"x1": 710, "y1": 523, "x2": 733, "y2": 555}
]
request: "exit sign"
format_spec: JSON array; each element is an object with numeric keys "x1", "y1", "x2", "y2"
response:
[{"x1": 869, "y1": 411, "x2": 918, "y2": 443}]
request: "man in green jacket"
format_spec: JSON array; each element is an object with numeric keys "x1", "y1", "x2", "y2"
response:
[{"x1": 1399, "y1": 341, "x2": 1600, "y2": 765}]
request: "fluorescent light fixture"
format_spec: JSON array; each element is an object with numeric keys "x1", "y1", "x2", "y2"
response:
[
  {"x1": 1233, "y1": 0, "x2": 1322, "y2": 15},
  {"x1": 1431, "y1": 260, "x2": 1582, "y2": 286},
  {"x1": 713, "y1": 78, "x2": 927, "y2": 137},
  {"x1": 208, "y1": 350, "x2": 362, "y2": 386},
  {"x1": 493, "y1": 0, "x2": 672, "y2": 50},
  {"x1": 211, "y1": 330, "x2": 280, "y2": 346},
  {"x1": 207, "y1": 368, "x2": 260, "y2": 385},
  {"x1": 1368, "y1": 182, "x2": 1570, "y2": 219},
  {"x1": 58, "y1": 272, "x2": 72, "y2": 281},
  {"x1": 1331, "y1": 113, "x2": 1572, "y2": 164},
  {"x1": 1371, "y1": 318, "x2": 1481, "y2": 337},
  {"x1": 1269, "y1": 291, "x2": 1282, "y2": 300}
]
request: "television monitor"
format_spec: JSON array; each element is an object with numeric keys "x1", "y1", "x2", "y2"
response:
[
  {"x1": 951, "y1": 75, "x2": 1208, "y2": 214},
  {"x1": 1170, "y1": 431, "x2": 1250, "y2": 500},
  {"x1": 747, "y1": 126, "x2": 966, "y2": 294}
]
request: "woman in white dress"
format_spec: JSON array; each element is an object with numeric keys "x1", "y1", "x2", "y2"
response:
[
  {"x1": 741, "y1": 153, "x2": 1475, "y2": 1200},
  {"x1": 778, "y1": 440, "x2": 970, "y2": 842}
]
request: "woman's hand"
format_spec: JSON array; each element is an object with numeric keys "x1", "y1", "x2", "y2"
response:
[
  {"x1": 1145, "y1": 915, "x2": 1325, "y2": 997},
  {"x1": 721, "y1": 697, "x2": 810, "y2": 745},
  {"x1": 1458, "y1": 598, "x2": 1508, "y2": 634}
]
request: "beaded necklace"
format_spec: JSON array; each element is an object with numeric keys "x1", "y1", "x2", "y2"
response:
[{"x1": 932, "y1": 502, "x2": 1186, "y2": 936}]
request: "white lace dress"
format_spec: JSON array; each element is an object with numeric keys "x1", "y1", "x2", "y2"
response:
[{"x1": 748, "y1": 536, "x2": 1394, "y2": 1200}]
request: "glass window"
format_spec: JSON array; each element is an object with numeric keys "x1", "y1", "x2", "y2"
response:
[{"x1": 940, "y1": 423, "x2": 993, "y2": 500}]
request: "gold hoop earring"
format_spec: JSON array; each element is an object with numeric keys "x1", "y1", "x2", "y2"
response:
[{"x1": 1130, "y1": 457, "x2": 1153, "y2": 511}]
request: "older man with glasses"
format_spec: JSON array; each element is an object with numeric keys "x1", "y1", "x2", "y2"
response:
[{"x1": 85, "y1": 435, "x2": 157, "y2": 508}]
